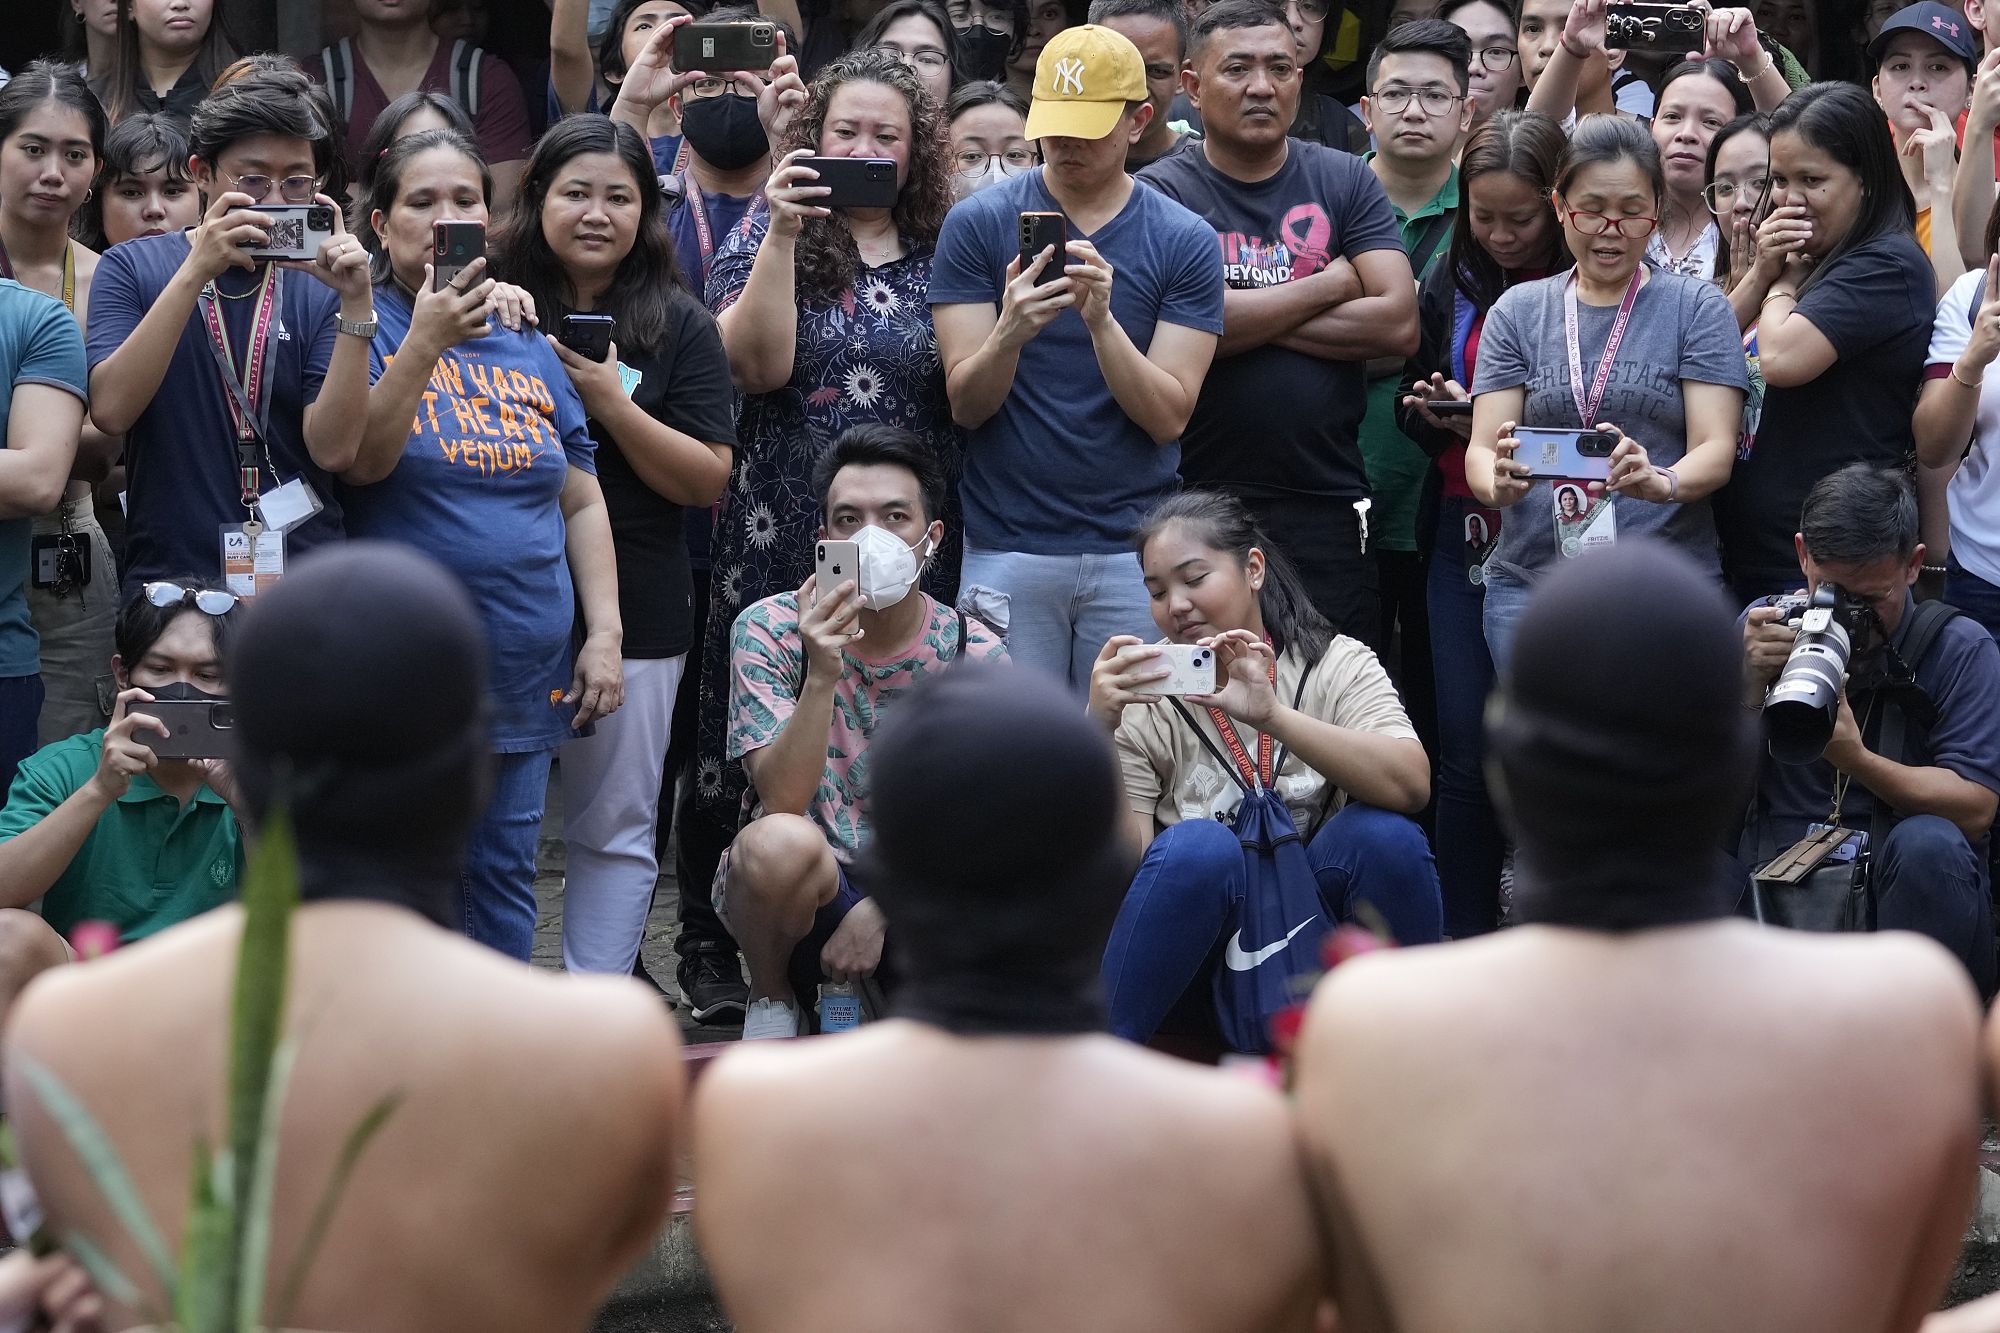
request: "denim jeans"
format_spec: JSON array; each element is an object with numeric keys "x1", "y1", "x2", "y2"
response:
[
  {"x1": 462, "y1": 747, "x2": 555, "y2": 961},
  {"x1": 0, "y1": 674, "x2": 43, "y2": 809},
  {"x1": 960, "y1": 545, "x2": 1154, "y2": 691},
  {"x1": 1480, "y1": 572, "x2": 1534, "y2": 676},
  {"x1": 1429, "y1": 498, "x2": 1505, "y2": 936},
  {"x1": 1875, "y1": 814, "x2": 1997, "y2": 996},
  {"x1": 1101, "y1": 803, "x2": 1443, "y2": 1044},
  {"x1": 1945, "y1": 556, "x2": 2000, "y2": 642}
]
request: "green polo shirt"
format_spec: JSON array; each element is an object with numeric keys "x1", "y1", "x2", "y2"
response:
[
  {"x1": 0, "y1": 729, "x2": 240, "y2": 940},
  {"x1": 1357, "y1": 158, "x2": 1459, "y2": 554}
]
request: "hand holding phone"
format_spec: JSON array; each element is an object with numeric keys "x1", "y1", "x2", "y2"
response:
[
  {"x1": 793, "y1": 156, "x2": 898, "y2": 209},
  {"x1": 558, "y1": 313, "x2": 615, "y2": 363},
  {"x1": 1515, "y1": 427, "x2": 1620, "y2": 481},
  {"x1": 1017, "y1": 211, "x2": 1066, "y2": 278},
  {"x1": 432, "y1": 220, "x2": 487, "y2": 291},
  {"x1": 673, "y1": 19, "x2": 778, "y2": 70}
]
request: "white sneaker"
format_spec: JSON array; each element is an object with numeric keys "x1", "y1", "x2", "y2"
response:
[{"x1": 742, "y1": 998, "x2": 801, "y2": 1041}]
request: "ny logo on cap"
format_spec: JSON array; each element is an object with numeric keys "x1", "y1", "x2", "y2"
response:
[
  {"x1": 1933, "y1": 13, "x2": 1961, "y2": 35},
  {"x1": 1053, "y1": 57, "x2": 1087, "y2": 95}
]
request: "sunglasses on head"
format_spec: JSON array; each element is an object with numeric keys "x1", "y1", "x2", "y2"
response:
[{"x1": 143, "y1": 582, "x2": 240, "y2": 616}]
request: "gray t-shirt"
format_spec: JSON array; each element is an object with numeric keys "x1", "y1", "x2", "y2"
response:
[{"x1": 1471, "y1": 269, "x2": 1747, "y2": 586}]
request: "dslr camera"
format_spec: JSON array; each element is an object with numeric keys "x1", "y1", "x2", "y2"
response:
[{"x1": 1763, "y1": 585, "x2": 1879, "y2": 765}]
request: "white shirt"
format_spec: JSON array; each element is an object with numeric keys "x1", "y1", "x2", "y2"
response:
[{"x1": 1929, "y1": 268, "x2": 2000, "y2": 584}]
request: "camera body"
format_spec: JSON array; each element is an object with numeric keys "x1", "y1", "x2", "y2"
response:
[
  {"x1": 1763, "y1": 584, "x2": 1875, "y2": 764},
  {"x1": 1603, "y1": 2, "x2": 1705, "y2": 49}
]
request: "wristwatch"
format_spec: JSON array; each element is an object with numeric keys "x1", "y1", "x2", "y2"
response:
[{"x1": 336, "y1": 314, "x2": 378, "y2": 339}]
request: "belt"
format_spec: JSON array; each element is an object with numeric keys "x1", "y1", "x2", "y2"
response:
[{"x1": 30, "y1": 493, "x2": 101, "y2": 537}]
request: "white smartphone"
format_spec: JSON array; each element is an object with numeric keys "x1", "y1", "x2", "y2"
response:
[
  {"x1": 234, "y1": 202, "x2": 337, "y2": 261},
  {"x1": 814, "y1": 539, "x2": 861, "y2": 604},
  {"x1": 1148, "y1": 642, "x2": 1218, "y2": 696}
]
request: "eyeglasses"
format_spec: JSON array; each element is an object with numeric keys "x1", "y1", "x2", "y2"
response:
[
  {"x1": 948, "y1": 1, "x2": 1015, "y2": 30},
  {"x1": 143, "y1": 581, "x2": 240, "y2": 616},
  {"x1": 1371, "y1": 86, "x2": 1462, "y2": 116},
  {"x1": 954, "y1": 148, "x2": 1037, "y2": 174},
  {"x1": 1702, "y1": 175, "x2": 1771, "y2": 215},
  {"x1": 1471, "y1": 45, "x2": 1518, "y2": 70},
  {"x1": 223, "y1": 171, "x2": 319, "y2": 204},
  {"x1": 1289, "y1": 0, "x2": 1332, "y2": 20},
  {"x1": 1559, "y1": 205, "x2": 1659, "y2": 238},
  {"x1": 875, "y1": 43, "x2": 951, "y2": 72}
]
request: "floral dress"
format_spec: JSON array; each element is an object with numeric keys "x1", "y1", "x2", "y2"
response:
[{"x1": 691, "y1": 209, "x2": 964, "y2": 832}]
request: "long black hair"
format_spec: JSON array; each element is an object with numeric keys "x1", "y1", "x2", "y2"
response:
[
  {"x1": 1706, "y1": 111, "x2": 1769, "y2": 283},
  {"x1": 359, "y1": 128, "x2": 492, "y2": 287},
  {"x1": 355, "y1": 90, "x2": 475, "y2": 200},
  {"x1": 1134, "y1": 491, "x2": 1334, "y2": 665},
  {"x1": 495, "y1": 115, "x2": 689, "y2": 358},
  {"x1": 0, "y1": 60, "x2": 107, "y2": 209},
  {"x1": 1763, "y1": 80, "x2": 1915, "y2": 298},
  {"x1": 93, "y1": 0, "x2": 236, "y2": 124},
  {"x1": 855, "y1": 0, "x2": 967, "y2": 87},
  {"x1": 1451, "y1": 109, "x2": 1570, "y2": 312}
]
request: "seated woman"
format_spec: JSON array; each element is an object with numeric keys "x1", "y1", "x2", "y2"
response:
[{"x1": 1087, "y1": 491, "x2": 1441, "y2": 1051}]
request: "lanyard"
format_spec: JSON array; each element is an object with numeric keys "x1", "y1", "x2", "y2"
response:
[
  {"x1": 198, "y1": 264, "x2": 284, "y2": 508},
  {"x1": 1204, "y1": 653, "x2": 1278, "y2": 790},
  {"x1": 1563, "y1": 266, "x2": 1642, "y2": 428},
  {"x1": 0, "y1": 240, "x2": 76, "y2": 312},
  {"x1": 684, "y1": 173, "x2": 715, "y2": 268}
]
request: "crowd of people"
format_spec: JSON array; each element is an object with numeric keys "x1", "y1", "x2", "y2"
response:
[{"x1": 0, "y1": 0, "x2": 1999, "y2": 1321}]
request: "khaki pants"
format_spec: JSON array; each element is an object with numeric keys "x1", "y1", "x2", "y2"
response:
[{"x1": 26, "y1": 494, "x2": 116, "y2": 747}]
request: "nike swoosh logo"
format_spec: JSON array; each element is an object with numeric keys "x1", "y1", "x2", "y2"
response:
[{"x1": 1223, "y1": 916, "x2": 1318, "y2": 972}]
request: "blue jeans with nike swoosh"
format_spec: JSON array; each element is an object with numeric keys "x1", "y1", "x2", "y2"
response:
[{"x1": 1101, "y1": 804, "x2": 1442, "y2": 1044}]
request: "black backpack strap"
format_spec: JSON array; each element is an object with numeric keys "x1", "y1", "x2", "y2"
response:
[
  {"x1": 449, "y1": 39, "x2": 483, "y2": 118},
  {"x1": 1864, "y1": 600, "x2": 1960, "y2": 851},
  {"x1": 1165, "y1": 698, "x2": 1252, "y2": 796},
  {"x1": 1899, "y1": 599, "x2": 1962, "y2": 676},
  {"x1": 321, "y1": 40, "x2": 353, "y2": 121}
]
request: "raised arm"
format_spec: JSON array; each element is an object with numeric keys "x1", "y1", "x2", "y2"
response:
[
  {"x1": 715, "y1": 152, "x2": 827, "y2": 394},
  {"x1": 549, "y1": 0, "x2": 597, "y2": 116},
  {"x1": 349, "y1": 263, "x2": 497, "y2": 486},
  {"x1": 296, "y1": 197, "x2": 377, "y2": 475}
]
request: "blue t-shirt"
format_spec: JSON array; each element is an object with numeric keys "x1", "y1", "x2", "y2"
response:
[
  {"x1": 668, "y1": 179, "x2": 757, "y2": 298},
  {"x1": 1754, "y1": 592, "x2": 2000, "y2": 843},
  {"x1": 343, "y1": 286, "x2": 597, "y2": 752},
  {"x1": 0, "y1": 281, "x2": 88, "y2": 677},
  {"x1": 928, "y1": 167, "x2": 1224, "y2": 555},
  {"x1": 86, "y1": 233, "x2": 345, "y2": 593}
]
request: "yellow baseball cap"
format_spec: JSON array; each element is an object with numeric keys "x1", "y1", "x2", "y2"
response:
[{"x1": 1024, "y1": 25, "x2": 1149, "y2": 142}]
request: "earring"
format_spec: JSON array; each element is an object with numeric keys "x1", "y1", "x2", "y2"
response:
[{"x1": 83, "y1": 188, "x2": 93, "y2": 203}]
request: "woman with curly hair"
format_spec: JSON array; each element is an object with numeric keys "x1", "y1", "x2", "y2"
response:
[{"x1": 675, "y1": 48, "x2": 961, "y2": 1021}]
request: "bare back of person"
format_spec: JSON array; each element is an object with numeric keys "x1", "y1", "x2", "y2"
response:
[
  {"x1": 1293, "y1": 919, "x2": 1983, "y2": 1333},
  {"x1": 4, "y1": 901, "x2": 684, "y2": 1333},
  {"x1": 693, "y1": 1021, "x2": 1323, "y2": 1333}
]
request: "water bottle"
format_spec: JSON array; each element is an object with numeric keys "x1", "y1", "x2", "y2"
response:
[{"x1": 817, "y1": 981, "x2": 862, "y2": 1033}]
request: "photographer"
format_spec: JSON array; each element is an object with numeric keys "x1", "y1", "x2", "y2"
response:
[
  {"x1": 0, "y1": 579, "x2": 245, "y2": 943},
  {"x1": 1741, "y1": 464, "x2": 2000, "y2": 989}
]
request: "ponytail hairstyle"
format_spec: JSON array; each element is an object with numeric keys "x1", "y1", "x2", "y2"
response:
[
  {"x1": 1134, "y1": 491, "x2": 1334, "y2": 665},
  {"x1": 1451, "y1": 109, "x2": 1570, "y2": 312}
]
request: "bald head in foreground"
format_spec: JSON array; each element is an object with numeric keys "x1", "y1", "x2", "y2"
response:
[
  {"x1": 1293, "y1": 540, "x2": 1984, "y2": 1333},
  {"x1": 693, "y1": 665, "x2": 1322, "y2": 1333},
  {"x1": 4, "y1": 544, "x2": 684, "y2": 1333}
]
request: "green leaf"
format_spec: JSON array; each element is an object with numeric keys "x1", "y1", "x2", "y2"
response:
[
  {"x1": 61, "y1": 1227, "x2": 147, "y2": 1313},
  {"x1": 174, "y1": 1153, "x2": 231, "y2": 1333},
  {"x1": 226, "y1": 802, "x2": 300, "y2": 1309},
  {"x1": 235, "y1": 1038, "x2": 300, "y2": 1332},
  {"x1": 270, "y1": 1090, "x2": 402, "y2": 1331},
  {"x1": 13, "y1": 1057, "x2": 175, "y2": 1292}
]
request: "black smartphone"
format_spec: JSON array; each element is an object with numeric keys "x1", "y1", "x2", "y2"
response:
[
  {"x1": 559, "y1": 313, "x2": 615, "y2": 363},
  {"x1": 140, "y1": 698, "x2": 236, "y2": 760},
  {"x1": 1603, "y1": 2, "x2": 1706, "y2": 49},
  {"x1": 432, "y1": 219, "x2": 486, "y2": 291},
  {"x1": 794, "y1": 156, "x2": 898, "y2": 209},
  {"x1": 673, "y1": 19, "x2": 778, "y2": 70},
  {"x1": 1018, "y1": 211, "x2": 1066, "y2": 276},
  {"x1": 1424, "y1": 399, "x2": 1473, "y2": 417}
]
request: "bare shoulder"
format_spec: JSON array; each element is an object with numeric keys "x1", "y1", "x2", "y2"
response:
[
  {"x1": 6, "y1": 911, "x2": 239, "y2": 1055},
  {"x1": 692, "y1": 1030, "x2": 881, "y2": 1152},
  {"x1": 1787, "y1": 929, "x2": 1981, "y2": 1048}
]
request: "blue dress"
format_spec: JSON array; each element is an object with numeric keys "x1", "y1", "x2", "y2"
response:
[{"x1": 690, "y1": 210, "x2": 963, "y2": 828}]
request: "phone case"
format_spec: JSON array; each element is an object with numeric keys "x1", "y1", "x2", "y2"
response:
[
  {"x1": 673, "y1": 21, "x2": 778, "y2": 70},
  {"x1": 241, "y1": 204, "x2": 336, "y2": 261},
  {"x1": 1150, "y1": 644, "x2": 1218, "y2": 696},
  {"x1": 432, "y1": 222, "x2": 486, "y2": 291},
  {"x1": 798, "y1": 157, "x2": 899, "y2": 209},
  {"x1": 1516, "y1": 428, "x2": 1617, "y2": 481},
  {"x1": 1603, "y1": 2, "x2": 1705, "y2": 49},
  {"x1": 141, "y1": 700, "x2": 236, "y2": 759},
  {"x1": 560, "y1": 315, "x2": 614, "y2": 363},
  {"x1": 1018, "y1": 211, "x2": 1066, "y2": 275}
]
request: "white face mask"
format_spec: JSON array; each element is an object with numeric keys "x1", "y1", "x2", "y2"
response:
[
  {"x1": 951, "y1": 157, "x2": 1015, "y2": 201},
  {"x1": 853, "y1": 524, "x2": 932, "y2": 609}
]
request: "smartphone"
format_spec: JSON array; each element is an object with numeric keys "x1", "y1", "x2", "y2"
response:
[
  {"x1": 1423, "y1": 398, "x2": 1473, "y2": 417},
  {"x1": 559, "y1": 313, "x2": 615, "y2": 363},
  {"x1": 796, "y1": 157, "x2": 898, "y2": 209},
  {"x1": 432, "y1": 219, "x2": 486, "y2": 291},
  {"x1": 814, "y1": 540, "x2": 862, "y2": 603},
  {"x1": 1147, "y1": 643, "x2": 1218, "y2": 696},
  {"x1": 139, "y1": 698, "x2": 236, "y2": 760},
  {"x1": 1515, "y1": 427, "x2": 1620, "y2": 482},
  {"x1": 1602, "y1": 2, "x2": 1706, "y2": 49},
  {"x1": 234, "y1": 202, "x2": 336, "y2": 261},
  {"x1": 1018, "y1": 211, "x2": 1066, "y2": 277},
  {"x1": 673, "y1": 19, "x2": 778, "y2": 70}
]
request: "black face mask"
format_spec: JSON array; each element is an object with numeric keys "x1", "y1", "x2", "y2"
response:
[
  {"x1": 679, "y1": 93, "x2": 769, "y2": 172},
  {"x1": 956, "y1": 23, "x2": 1012, "y2": 80},
  {"x1": 144, "y1": 680, "x2": 225, "y2": 704}
]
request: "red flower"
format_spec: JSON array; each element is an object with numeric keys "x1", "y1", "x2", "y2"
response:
[
  {"x1": 1321, "y1": 922, "x2": 1393, "y2": 971},
  {"x1": 1268, "y1": 1000, "x2": 1307, "y2": 1056},
  {"x1": 67, "y1": 921, "x2": 120, "y2": 962}
]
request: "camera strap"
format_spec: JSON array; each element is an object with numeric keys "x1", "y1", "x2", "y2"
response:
[
  {"x1": 1563, "y1": 266, "x2": 1642, "y2": 427},
  {"x1": 198, "y1": 263, "x2": 284, "y2": 513}
]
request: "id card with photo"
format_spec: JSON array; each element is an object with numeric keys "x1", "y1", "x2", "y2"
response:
[
  {"x1": 1464, "y1": 507, "x2": 1501, "y2": 585},
  {"x1": 221, "y1": 522, "x2": 285, "y2": 597},
  {"x1": 1553, "y1": 483, "x2": 1615, "y2": 558}
]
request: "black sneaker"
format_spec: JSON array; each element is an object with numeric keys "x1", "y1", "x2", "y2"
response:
[{"x1": 677, "y1": 949, "x2": 748, "y2": 1026}]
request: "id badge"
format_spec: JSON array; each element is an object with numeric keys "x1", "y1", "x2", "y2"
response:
[
  {"x1": 256, "y1": 477, "x2": 323, "y2": 535},
  {"x1": 1554, "y1": 483, "x2": 1616, "y2": 558},
  {"x1": 1464, "y1": 507, "x2": 1501, "y2": 586},
  {"x1": 220, "y1": 522, "x2": 285, "y2": 597},
  {"x1": 29, "y1": 533, "x2": 87, "y2": 590},
  {"x1": 1808, "y1": 822, "x2": 1867, "y2": 865}
]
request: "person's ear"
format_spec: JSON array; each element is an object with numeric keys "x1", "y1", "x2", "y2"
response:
[
  {"x1": 189, "y1": 154, "x2": 213, "y2": 191},
  {"x1": 111, "y1": 655, "x2": 128, "y2": 690},
  {"x1": 1906, "y1": 543, "x2": 1927, "y2": 585},
  {"x1": 1247, "y1": 546, "x2": 1266, "y2": 591},
  {"x1": 1457, "y1": 90, "x2": 1473, "y2": 135},
  {"x1": 1181, "y1": 62, "x2": 1202, "y2": 109},
  {"x1": 1126, "y1": 100, "x2": 1155, "y2": 145},
  {"x1": 371, "y1": 207, "x2": 390, "y2": 251},
  {"x1": 1359, "y1": 94, "x2": 1376, "y2": 135},
  {"x1": 1793, "y1": 531, "x2": 1810, "y2": 577}
]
